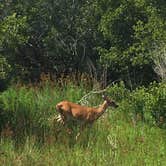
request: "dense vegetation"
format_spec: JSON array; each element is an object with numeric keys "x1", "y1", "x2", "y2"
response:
[
  {"x1": 0, "y1": 0, "x2": 166, "y2": 165},
  {"x1": 0, "y1": 0, "x2": 166, "y2": 88},
  {"x1": 0, "y1": 80, "x2": 166, "y2": 165}
]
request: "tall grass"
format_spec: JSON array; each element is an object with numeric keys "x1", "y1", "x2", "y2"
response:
[{"x1": 0, "y1": 80, "x2": 166, "y2": 165}]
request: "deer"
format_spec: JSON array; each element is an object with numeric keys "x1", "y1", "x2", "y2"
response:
[{"x1": 55, "y1": 95, "x2": 118, "y2": 139}]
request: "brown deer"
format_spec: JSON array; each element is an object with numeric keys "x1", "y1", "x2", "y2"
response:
[{"x1": 55, "y1": 95, "x2": 118, "y2": 138}]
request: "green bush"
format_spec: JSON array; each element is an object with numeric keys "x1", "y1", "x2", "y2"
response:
[
  {"x1": 129, "y1": 83, "x2": 166, "y2": 127},
  {"x1": 0, "y1": 55, "x2": 11, "y2": 91},
  {"x1": 107, "y1": 82, "x2": 166, "y2": 127},
  {"x1": 128, "y1": 87, "x2": 155, "y2": 125},
  {"x1": 148, "y1": 83, "x2": 166, "y2": 128},
  {"x1": 107, "y1": 81, "x2": 130, "y2": 102}
]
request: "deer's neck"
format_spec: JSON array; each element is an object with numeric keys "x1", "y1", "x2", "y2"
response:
[{"x1": 94, "y1": 101, "x2": 109, "y2": 120}]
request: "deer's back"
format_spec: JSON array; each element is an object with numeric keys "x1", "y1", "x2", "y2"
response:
[{"x1": 56, "y1": 101, "x2": 97, "y2": 122}]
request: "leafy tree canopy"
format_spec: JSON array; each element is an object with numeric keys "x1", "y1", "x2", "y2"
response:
[{"x1": 0, "y1": 0, "x2": 166, "y2": 87}]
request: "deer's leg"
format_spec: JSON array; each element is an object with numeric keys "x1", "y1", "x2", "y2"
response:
[
  {"x1": 76, "y1": 122, "x2": 87, "y2": 140},
  {"x1": 61, "y1": 115, "x2": 74, "y2": 135},
  {"x1": 56, "y1": 113, "x2": 68, "y2": 127}
]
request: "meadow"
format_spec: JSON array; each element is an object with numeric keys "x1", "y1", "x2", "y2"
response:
[{"x1": 0, "y1": 79, "x2": 166, "y2": 166}]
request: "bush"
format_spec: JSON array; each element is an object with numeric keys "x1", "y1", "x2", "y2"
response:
[
  {"x1": 0, "y1": 55, "x2": 11, "y2": 91},
  {"x1": 148, "y1": 83, "x2": 166, "y2": 128},
  {"x1": 107, "y1": 81, "x2": 130, "y2": 102},
  {"x1": 107, "y1": 81, "x2": 166, "y2": 127},
  {"x1": 128, "y1": 87, "x2": 155, "y2": 125}
]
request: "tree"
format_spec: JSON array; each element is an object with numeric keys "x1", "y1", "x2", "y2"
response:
[
  {"x1": 0, "y1": 0, "x2": 166, "y2": 86},
  {"x1": 153, "y1": 43, "x2": 166, "y2": 82},
  {"x1": 96, "y1": 0, "x2": 166, "y2": 86}
]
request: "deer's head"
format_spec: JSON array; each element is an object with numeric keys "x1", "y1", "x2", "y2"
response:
[{"x1": 102, "y1": 95, "x2": 118, "y2": 108}]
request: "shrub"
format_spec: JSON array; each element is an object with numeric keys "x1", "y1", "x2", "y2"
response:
[
  {"x1": 128, "y1": 87, "x2": 155, "y2": 125},
  {"x1": 148, "y1": 83, "x2": 166, "y2": 128},
  {"x1": 107, "y1": 81, "x2": 130, "y2": 102},
  {"x1": 107, "y1": 81, "x2": 166, "y2": 127}
]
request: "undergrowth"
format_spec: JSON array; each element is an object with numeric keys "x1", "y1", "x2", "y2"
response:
[{"x1": 0, "y1": 81, "x2": 166, "y2": 165}]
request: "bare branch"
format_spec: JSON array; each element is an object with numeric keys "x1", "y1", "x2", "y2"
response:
[
  {"x1": 77, "y1": 88, "x2": 107, "y2": 105},
  {"x1": 77, "y1": 80, "x2": 120, "y2": 105},
  {"x1": 153, "y1": 43, "x2": 166, "y2": 82}
]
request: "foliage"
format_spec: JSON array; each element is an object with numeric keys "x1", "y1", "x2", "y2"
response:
[
  {"x1": 0, "y1": 13, "x2": 28, "y2": 49},
  {"x1": 1, "y1": 0, "x2": 166, "y2": 164},
  {"x1": 153, "y1": 43, "x2": 166, "y2": 82},
  {"x1": 0, "y1": 82, "x2": 166, "y2": 165},
  {"x1": 106, "y1": 81, "x2": 166, "y2": 127},
  {"x1": 0, "y1": 0, "x2": 166, "y2": 85},
  {"x1": 148, "y1": 83, "x2": 166, "y2": 128},
  {"x1": 0, "y1": 55, "x2": 11, "y2": 91},
  {"x1": 98, "y1": 0, "x2": 166, "y2": 85},
  {"x1": 0, "y1": 55, "x2": 11, "y2": 80},
  {"x1": 0, "y1": 81, "x2": 86, "y2": 142},
  {"x1": 107, "y1": 81, "x2": 130, "y2": 101}
]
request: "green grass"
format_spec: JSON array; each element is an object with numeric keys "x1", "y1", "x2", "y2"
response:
[
  {"x1": 0, "y1": 113, "x2": 166, "y2": 166},
  {"x1": 0, "y1": 82, "x2": 166, "y2": 165}
]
